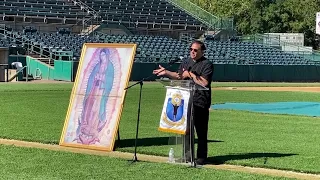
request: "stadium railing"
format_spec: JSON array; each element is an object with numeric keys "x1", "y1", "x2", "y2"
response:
[
  {"x1": 167, "y1": 0, "x2": 234, "y2": 31},
  {"x1": 239, "y1": 34, "x2": 320, "y2": 62},
  {"x1": 0, "y1": 26, "x2": 73, "y2": 64}
]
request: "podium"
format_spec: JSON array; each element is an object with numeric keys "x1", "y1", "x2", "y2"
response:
[{"x1": 156, "y1": 78, "x2": 209, "y2": 166}]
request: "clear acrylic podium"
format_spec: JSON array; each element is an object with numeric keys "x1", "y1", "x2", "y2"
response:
[{"x1": 156, "y1": 78, "x2": 209, "y2": 167}]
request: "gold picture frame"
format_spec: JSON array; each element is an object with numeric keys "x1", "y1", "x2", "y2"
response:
[{"x1": 59, "y1": 43, "x2": 137, "y2": 151}]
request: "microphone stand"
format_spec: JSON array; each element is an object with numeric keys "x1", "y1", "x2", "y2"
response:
[{"x1": 124, "y1": 59, "x2": 180, "y2": 164}]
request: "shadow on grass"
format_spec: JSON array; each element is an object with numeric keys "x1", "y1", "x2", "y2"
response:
[
  {"x1": 207, "y1": 153, "x2": 297, "y2": 165},
  {"x1": 116, "y1": 137, "x2": 223, "y2": 148}
]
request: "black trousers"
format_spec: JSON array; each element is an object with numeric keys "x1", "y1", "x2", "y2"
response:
[{"x1": 184, "y1": 105, "x2": 209, "y2": 159}]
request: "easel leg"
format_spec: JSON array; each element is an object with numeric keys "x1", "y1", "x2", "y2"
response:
[
  {"x1": 117, "y1": 129, "x2": 121, "y2": 141},
  {"x1": 113, "y1": 129, "x2": 121, "y2": 151}
]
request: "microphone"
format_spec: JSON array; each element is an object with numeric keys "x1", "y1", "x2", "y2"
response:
[{"x1": 169, "y1": 56, "x2": 184, "y2": 64}]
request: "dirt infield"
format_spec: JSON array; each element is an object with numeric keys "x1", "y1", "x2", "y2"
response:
[
  {"x1": 213, "y1": 87, "x2": 320, "y2": 93},
  {"x1": 0, "y1": 138, "x2": 319, "y2": 179}
]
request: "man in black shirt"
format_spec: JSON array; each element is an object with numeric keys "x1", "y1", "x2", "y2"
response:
[{"x1": 153, "y1": 40, "x2": 214, "y2": 165}]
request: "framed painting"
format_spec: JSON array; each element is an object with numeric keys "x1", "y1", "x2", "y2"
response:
[{"x1": 59, "y1": 43, "x2": 137, "y2": 151}]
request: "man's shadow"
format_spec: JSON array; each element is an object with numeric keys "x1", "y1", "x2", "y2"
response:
[
  {"x1": 207, "y1": 152, "x2": 297, "y2": 165},
  {"x1": 115, "y1": 137, "x2": 223, "y2": 148},
  {"x1": 115, "y1": 138, "x2": 296, "y2": 165}
]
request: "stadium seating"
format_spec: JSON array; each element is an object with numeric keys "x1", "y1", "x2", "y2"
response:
[
  {"x1": 203, "y1": 40, "x2": 314, "y2": 65},
  {"x1": 1, "y1": 26, "x2": 317, "y2": 65},
  {"x1": 23, "y1": 31, "x2": 187, "y2": 62},
  {"x1": 84, "y1": 0, "x2": 204, "y2": 28},
  {"x1": 1, "y1": 0, "x2": 205, "y2": 30},
  {"x1": 1, "y1": 0, "x2": 89, "y2": 20},
  {"x1": 0, "y1": 0, "x2": 312, "y2": 66}
]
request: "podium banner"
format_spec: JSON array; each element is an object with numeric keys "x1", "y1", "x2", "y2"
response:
[{"x1": 158, "y1": 87, "x2": 190, "y2": 134}]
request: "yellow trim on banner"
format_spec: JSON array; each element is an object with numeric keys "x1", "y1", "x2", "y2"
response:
[
  {"x1": 158, "y1": 127, "x2": 186, "y2": 135},
  {"x1": 162, "y1": 112, "x2": 186, "y2": 126}
]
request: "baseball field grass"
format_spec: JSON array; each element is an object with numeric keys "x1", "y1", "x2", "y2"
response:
[
  {"x1": 0, "y1": 82, "x2": 319, "y2": 179},
  {"x1": 0, "y1": 145, "x2": 294, "y2": 180}
]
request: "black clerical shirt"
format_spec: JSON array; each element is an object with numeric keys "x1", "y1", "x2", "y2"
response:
[{"x1": 178, "y1": 56, "x2": 214, "y2": 109}]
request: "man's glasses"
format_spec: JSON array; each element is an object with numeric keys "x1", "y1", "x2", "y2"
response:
[{"x1": 189, "y1": 48, "x2": 199, "y2": 52}]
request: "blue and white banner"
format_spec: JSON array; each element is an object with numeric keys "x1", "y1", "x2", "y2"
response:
[{"x1": 158, "y1": 87, "x2": 190, "y2": 134}]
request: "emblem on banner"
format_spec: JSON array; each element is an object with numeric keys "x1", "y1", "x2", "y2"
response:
[{"x1": 163, "y1": 92, "x2": 185, "y2": 126}]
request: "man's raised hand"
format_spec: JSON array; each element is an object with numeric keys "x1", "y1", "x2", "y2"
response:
[{"x1": 152, "y1": 65, "x2": 166, "y2": 76}]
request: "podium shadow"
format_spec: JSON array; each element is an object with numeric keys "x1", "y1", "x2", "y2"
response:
[
  {"x1": 116, "y1": 137, "x2": 223, "y2": 148},
  {"x1": 196, "y1": 139, "x2": 223, "y2": 143},
  {"x1": 207, "y1": 152, "x2": 297, "y2": 165}
]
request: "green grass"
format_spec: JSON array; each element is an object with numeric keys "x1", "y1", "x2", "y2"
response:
[
  {"x1": 0, "y1": 83, "x2": 73, "y2": 91},
  {"x1": 211, "y1": 82, "x2": 320, "y2": 87},
  {"x1": 0, "y1": 145, "x2": 293, "y2": 180},
  {"x1": 0, "y1": 82, "x2": 320, "y2": 174},
  {"x1": 212, "y1": 90, "x2": 320, "y2": 103}
]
